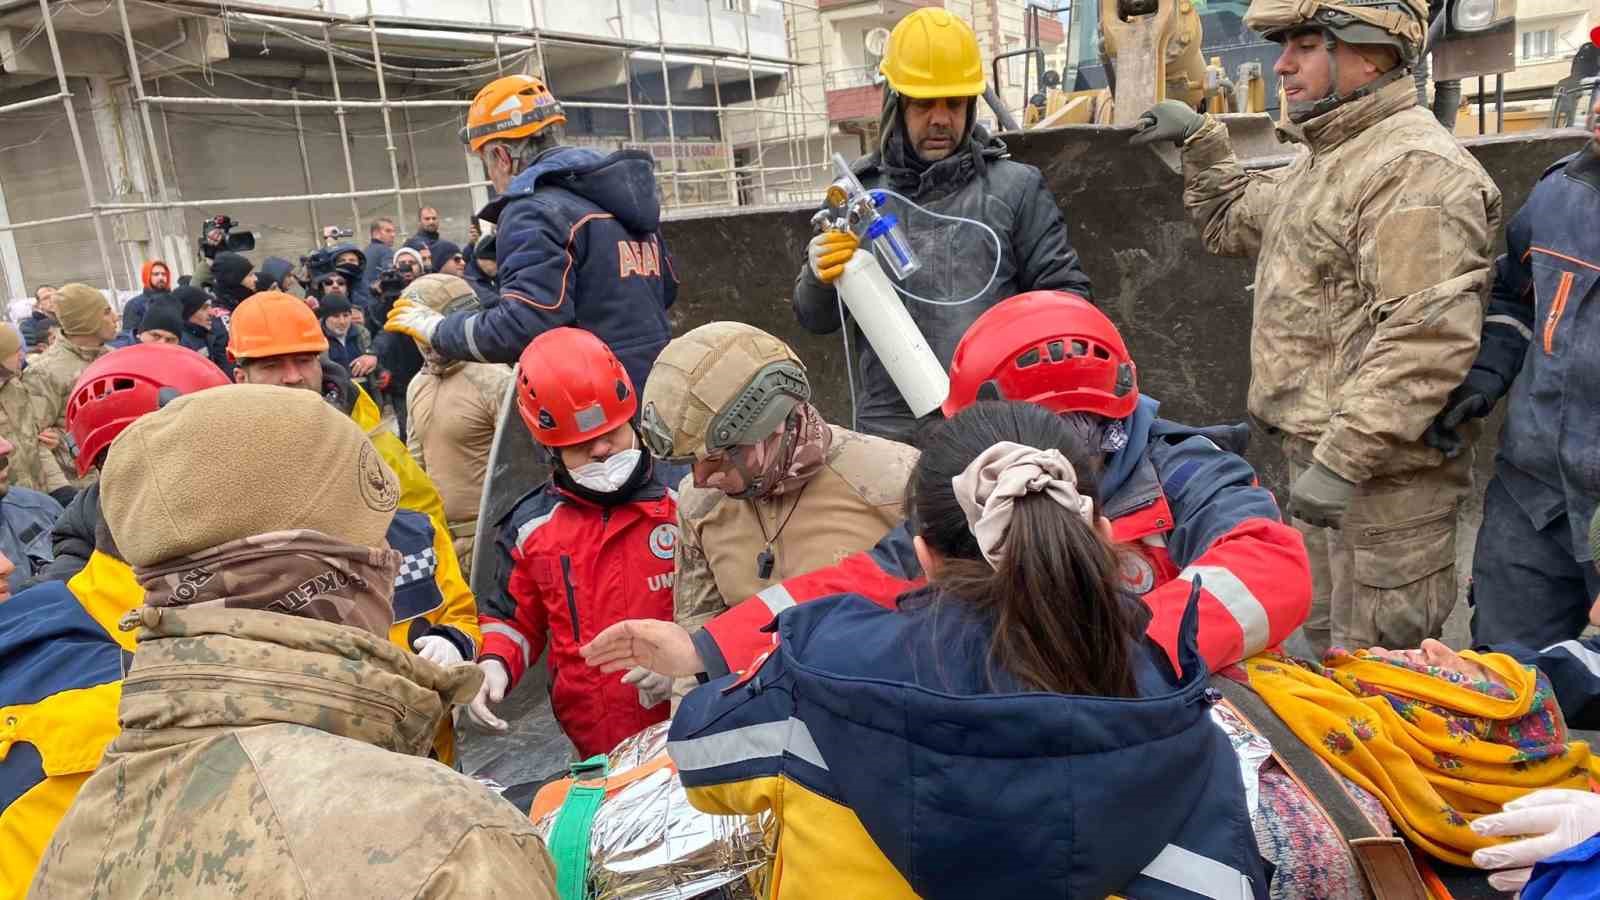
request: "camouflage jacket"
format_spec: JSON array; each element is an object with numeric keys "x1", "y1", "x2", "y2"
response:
[
  {"x1": 30, "y1": 606, "x2": 558, "y2": 899},
  {"x1": 0, "y1": 375, "x2": 68, "y2": 493},
  {"x1": 406, "y1": 361, "x2": 513, "y2": 530},
  {"x1": 1182, "y1": 78, "x2": 1502, "y2": 482},
  {"x1": 673, "y1": 425, "x2": 917, "y2": 631},
  {"x1": 23, "y1": 339, "x2": 108, "y2": 487}
]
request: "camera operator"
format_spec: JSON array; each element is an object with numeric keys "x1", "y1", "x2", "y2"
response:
[
  {"x1": 370, "y1": 262, "x2": 425, "y2": 441},
  {"x1": 209, "y1": 252, "x2": 256, "y2": 314}
]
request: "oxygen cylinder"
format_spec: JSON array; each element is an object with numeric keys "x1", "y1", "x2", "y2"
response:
[{"x1": 835, "y1": 249, "x2": 950, "y2": 418}]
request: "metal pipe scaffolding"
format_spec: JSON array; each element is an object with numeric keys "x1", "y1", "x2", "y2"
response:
[
  {"x1": 38, "y1": 0, "x2": 118, "y2": 290},
  {"x1": 366, "y1": 1, "x2": 407, "y2": 223}
]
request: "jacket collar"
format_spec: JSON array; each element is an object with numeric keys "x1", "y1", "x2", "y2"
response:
[
  {"x1": 1278, "y1": 76, "x2": 1416, "y2": 154},
  {"x1": 111, "y1": 606, "x2": 479, "y2": 758},
  {"x1": 1566, "y1": 141, "x2": 1600, "y2": 195},
  {"x1": 49, "y1": 339, "x2": 108, "y2": 365}
]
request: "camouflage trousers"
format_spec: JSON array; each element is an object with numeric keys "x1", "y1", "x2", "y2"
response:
[{"x1": 1285, "y1": 437, "x2": 1472, "y2": 656}]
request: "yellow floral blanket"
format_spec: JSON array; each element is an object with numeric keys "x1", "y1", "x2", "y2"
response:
[{"x1": 1243, "y1": 650, "x2": 1600, "y2": 866}]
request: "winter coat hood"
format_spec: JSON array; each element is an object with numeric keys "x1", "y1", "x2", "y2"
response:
[
  {"x1": 139, "y1": 259, "x2": 170, "y2": 292},
  {"x1": 256, "y1": 256, "x2": 295, "y2": 292},
  {"x1": 481, "y1": 146, "x2": 662, "y2": 233},
  {"x1": 1100, "y1": 394, "x2": 1160, "y2": 501}
]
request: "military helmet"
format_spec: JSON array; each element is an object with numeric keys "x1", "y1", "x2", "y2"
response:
[
  {"x1": 403, "y1": 273, "x2": 481, "y2": 316},
  {"x1": 640, "y1": 322, "x2": 810, "y2": 463},
  {"x1": 1244, "y1": 0, "x2": 1428, "y2": 64}
]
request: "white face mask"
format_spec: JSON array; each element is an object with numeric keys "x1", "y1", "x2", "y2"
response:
[{"x1": 569, "y1": 448, "x2": 643, "y2": 494}]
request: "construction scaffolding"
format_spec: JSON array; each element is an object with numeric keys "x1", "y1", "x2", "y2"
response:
[{"x1": 0, "y1": 0, "x2": 839, "y2": 294}]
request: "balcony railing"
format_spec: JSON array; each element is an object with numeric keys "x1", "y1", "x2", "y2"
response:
[{"x1": 825, "y1": 64, "x2": 881, "y2": 90}]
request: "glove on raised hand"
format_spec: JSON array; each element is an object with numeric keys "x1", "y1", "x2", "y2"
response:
[
  {"x1": 1130, "y1": 100, "x2": 1204, "y2": 147},
  {"x1": 808, "y1": 231, "x2": 860, "y2": 284},
  {"x1": 384, "y1": 297, "x2": 443, "y2": 345}
]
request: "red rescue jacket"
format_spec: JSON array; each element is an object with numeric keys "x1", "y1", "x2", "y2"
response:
[
  {"x1": 694, "y1": 398, "x2": 1312, "y2": 682},
  {"x1": 479, "y1": 471, "x2": 677, "y2": 758}
]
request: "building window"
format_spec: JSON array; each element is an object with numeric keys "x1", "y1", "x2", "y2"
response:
[{"x1": 1521, "y1": 28, "x2": 1556, "y2": 60}]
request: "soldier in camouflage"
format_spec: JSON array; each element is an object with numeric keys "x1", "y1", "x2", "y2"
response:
[
  {"x1": 30, "y1": 384, "x2": 557, "y2": 898},
  {"x1": 22, "y1": 283, "x2": 120, "y2": 496},
  {"x1": 639, "y1": 322, "x2": 919, "y2": 638},
  {"x1": 0, "y1": 322, "x2": 69, "y2": 498},
  {"x1": 1133, "y1": 0, "x2": 1501, "y2": 654}
]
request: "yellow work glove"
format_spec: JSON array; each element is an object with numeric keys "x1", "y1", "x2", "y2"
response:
[
  {"x1": 808, "y1": 230, "x2": 860, "y2": 285},
  {"x1": 383, "y1": 297, "x2": 443, "y2": 345}
]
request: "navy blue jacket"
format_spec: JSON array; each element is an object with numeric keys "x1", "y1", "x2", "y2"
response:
[
  {"x1": 670, "y1": 583, "x2": 1267, "y2": 899},
  {"x1": 1502, "y1": 637, "x2": 1600, "y2": 732},
  {"x1": 430, "y1": 148, "x2": 677, "y2": 391},
  {"x1": 362, "y1": 239, "x2": 395, "y2": 288},
  {"x1": 1472, "y1": 146, "x2": 1600, "y2": 561},
  {"x1": 0, "y1": 486, "x2": 61, "y2": 593}
]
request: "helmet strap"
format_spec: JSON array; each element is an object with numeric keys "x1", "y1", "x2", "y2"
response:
[{"x1": 1288, "y1": 31, "x2": 1408, "y2": 123}]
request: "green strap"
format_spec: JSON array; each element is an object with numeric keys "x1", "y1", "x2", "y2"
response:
[{"x1": 549, "y1": 755, "x2": 610, "y2": 900}]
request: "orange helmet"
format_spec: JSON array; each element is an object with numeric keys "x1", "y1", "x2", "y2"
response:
[
  {"x1": 461, "y1": 75, "x2": 566, "y2": 152},
  {"x1": 226, "y1": 291, "x2": 329, "y2": 362}
]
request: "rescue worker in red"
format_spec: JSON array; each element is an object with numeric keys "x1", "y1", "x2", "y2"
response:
[
  {"x1": 468, "y1": 327, "x2": 677, "y2": 758},
  {"x1": 582, "y1": 291, "x2": 1312, "y2": 682}
]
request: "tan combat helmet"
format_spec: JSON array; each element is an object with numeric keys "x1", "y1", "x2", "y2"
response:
[
  {"x1": 1244, "y1": 0, "x2": 1428, "y2": 65},
  {"x1": 403, "y1": 273, "x2": 481, "y2": 315},
  {"x1": 639, "y1": 321, "x2": 810, "y2": 463}
]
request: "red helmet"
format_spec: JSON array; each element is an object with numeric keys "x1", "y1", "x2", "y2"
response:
[
  {"x1": 66, "y1": 343, "x2": 232, "y2": 477},
  {"x1": 943, "y1": 291, "x2": 1138, "y2": 419},
  {"x1": 516, "y1": 327, "x2": 636, "y2": 448}
]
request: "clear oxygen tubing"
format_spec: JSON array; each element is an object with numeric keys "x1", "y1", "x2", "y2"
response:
[{"x1": 834, "y1": 188, "x2": 1004, "y2": 429}]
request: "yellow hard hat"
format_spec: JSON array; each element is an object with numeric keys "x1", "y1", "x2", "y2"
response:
[
  {"x1": 460, "y1": 74, "x2": 566, "y2": 152},
  {"x1": 880, "y1": 9, "x2": 986, "y2": 99}
]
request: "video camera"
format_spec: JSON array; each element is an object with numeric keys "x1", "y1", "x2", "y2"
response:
[
  {"x1": 198, "y1": 214, "x2": 255, "y2": 260},
  {"x1": 301, "y1": 248, "x2": 336, "y2": 282},
  {"x1": 376, "y1": 267, "x2": 407, "y2": 298}
]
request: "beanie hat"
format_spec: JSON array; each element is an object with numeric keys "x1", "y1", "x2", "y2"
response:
[
  {"x1": 428, "y1": 240, "x2": 462, "y2": 273},
  {"x1": 0, "y1": 323, "x2": 21, "y2": 360},
  {"x1": 394, "y1": 247, "x2": 425, "y2": 271},
  {"x1": 210, "y1": 252, "x2": 254, "y2": 288},
  {"x1": 316, "y1": 292, "x2": 353, "y2": 318},
  {"x1": 101, "y1": 383, "x2": 399, "y2": 566},
  {"x1": 56, "y1": 283, "x2": 111, "y2": 337},
  {"x1": 172, "y1": 285, "x2": 211, "y2": 322},
  {"x1": 474, "y1": 234, "x2": 497, "y2": 260},
  {"x1": 404, "y1": 273, "x2": 480, "y2": 315},
  {"x1": 138, "y1": 297, "x2": 187, "y2": 337}
]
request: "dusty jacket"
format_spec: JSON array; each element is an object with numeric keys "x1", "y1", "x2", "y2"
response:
[
  {"x1": 0, "y1": 376, "x2": 68, "y2": 495},
  {"x1": 1182, "y1": 77, "x2": 1501, "y2": 482},
  {"x1": 673, "y1": 425, "x2": 917, "y2": 631},
  {"x1": 0, "y1": 486, "x2": 60, "y2": 591},
  {"x1": 792, "y1": 106, "x2": 1093, "y2": 442},
  {"x1": 406, "y1": 361, "x2": 513, "y2": 533},
  {"x1": 30, "y1": 605, "x2": 557, "y2": 900},
  {"x1": 23, "y1": 339, "x2": 107, "y2": 488}
]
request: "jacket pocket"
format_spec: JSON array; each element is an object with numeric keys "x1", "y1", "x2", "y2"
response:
[
  {"x1": 1350, "y1": 506, "x2": 1456, "y2": 645},
  {"x1": 560, "y1": 555, "x2": 580, "y2": 643},
  {"x1": 1542, "y1": 271, "x2": 1576, "y2": 355}
]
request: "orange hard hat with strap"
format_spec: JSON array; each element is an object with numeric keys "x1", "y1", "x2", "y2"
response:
[
  {"x1": 461, "y1": 74, "x2": 567, "y2": 152},
  {"x1": 225, "y1": 290, "x2": 329, "y2": 362}
]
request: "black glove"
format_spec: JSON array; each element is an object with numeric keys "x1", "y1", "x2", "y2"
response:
[
  {"x1": 1422, "y1": 372, "x2": 1502, "y2": 458},
  {"x1": 1130, "y1": 100, "x2": 1204, "y2": 147}
]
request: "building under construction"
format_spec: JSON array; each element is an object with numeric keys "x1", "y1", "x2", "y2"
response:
[{"x1": 0, "y1": 0, "x2": 1061, "y2": 297}]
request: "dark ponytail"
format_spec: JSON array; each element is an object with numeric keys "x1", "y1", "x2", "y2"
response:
[{"x1": 908, "y1": 401, "x2": 1142, "y2": 698}]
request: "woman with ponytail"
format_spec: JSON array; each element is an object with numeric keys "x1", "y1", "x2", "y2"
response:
[{"x1": 667, "y1": 401, "x2": 1267, "y2": 900}]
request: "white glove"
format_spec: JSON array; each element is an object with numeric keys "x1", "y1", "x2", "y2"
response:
[
  {"x1": 413, "y1": 634, "x2": 464, "y2": 666},
  {"x1": 467, "y1": 659, "x2": 511, "y2": 732},
  {"x1": 1471, "y1": 788, "x2": 1600, "y2": 892},
  {"x1": 383, "y1": 297, "x2": 443, "y2": 345},
  {"x1": 621, "y1": 666, "x2": 673, "y2": 709}
]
